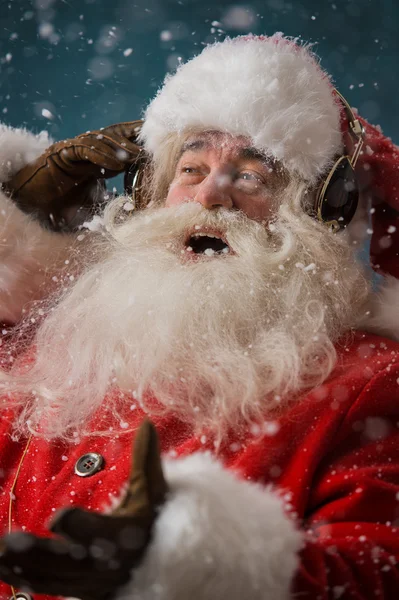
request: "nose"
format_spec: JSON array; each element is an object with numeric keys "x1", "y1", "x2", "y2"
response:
[{"x1": 194, "y1": 170, "x2": 234, "y2": 210}]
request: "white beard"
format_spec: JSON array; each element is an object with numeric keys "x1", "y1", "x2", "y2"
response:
[{"x1": 3, "y1": 188, "x2": 371, "y2": 440}]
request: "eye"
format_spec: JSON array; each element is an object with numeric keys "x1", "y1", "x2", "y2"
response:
[
  {"x1": 238, "y1": 172, "x2": 259, "y2": 181},
  {"x1": 234, "y1": 170, "x2": 265, "y2": 191},
  {"x1": 176, "y1": 164, "x2": 205, "y2": 186},
  {"x1": 178, "y1": 165, "x2": 203, "y2": 177}
]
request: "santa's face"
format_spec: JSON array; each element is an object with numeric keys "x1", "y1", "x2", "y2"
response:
[
  {"x1": 6, "y1": 166, "x2": 370, "y2": 439},
  {"x1": 165, "y1": 132, "x2": 287, "y2": 231}
]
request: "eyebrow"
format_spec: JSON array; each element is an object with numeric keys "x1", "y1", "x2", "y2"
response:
[
  {"x1": 238, "y1": 146, "x2": 272, "y2": 164},
  {"x1": 178, "y1": 139, "x2": 210, "y2": 158},
  {"x1": 178, "y1": 139, "x2": 273, "y2": 166}
]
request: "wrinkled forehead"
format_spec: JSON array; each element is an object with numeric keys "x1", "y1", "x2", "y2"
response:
[{"x1": 178, "y1": 131, "x2": 274, "y2": 165}]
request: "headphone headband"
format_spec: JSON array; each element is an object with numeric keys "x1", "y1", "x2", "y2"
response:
[{"x1": 314, "y1": 89, "x2": 365, "y2": 232}]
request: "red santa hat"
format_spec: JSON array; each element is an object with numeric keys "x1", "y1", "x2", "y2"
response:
[
  {"x1": 141, "y1": 33, "x2": 343, "y2": 185},
  {"x1": 140, "y1": 33, "x2": 399, "y2": 279}
]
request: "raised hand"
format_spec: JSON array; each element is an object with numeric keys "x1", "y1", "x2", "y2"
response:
[
  {"x1": 0, "y1": 419, "x2": 167, "y2": 600},
  {"x1": 3, "y1": 120, "x2": 143, "y2": 230}
]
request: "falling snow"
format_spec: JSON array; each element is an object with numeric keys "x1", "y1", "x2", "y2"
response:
[
  {"x1": 41, "y1": 108, "x2": 54, "y2": 119},
  {"x1": 0, "y1": 2, "x2": 398, "y2": 597}
]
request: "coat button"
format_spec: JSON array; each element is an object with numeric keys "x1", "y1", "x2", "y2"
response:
[
  {"x1": 74, "y1": 452, "x2": 104, "y2": 477},
  {"x1": 10, "y1": 593, "x2": 34, "y2": 600}
]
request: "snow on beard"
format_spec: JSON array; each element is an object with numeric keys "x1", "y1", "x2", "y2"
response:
[{"x1": 7, "y1": 187, "x2": 370, "y2": 440}]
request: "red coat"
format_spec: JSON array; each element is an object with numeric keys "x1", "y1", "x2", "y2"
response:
[{"x1": 0, "y1": 330, "x2": 399, "y2": 600}]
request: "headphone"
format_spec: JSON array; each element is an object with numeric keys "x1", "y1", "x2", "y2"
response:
[
  {"x1": 125, "y1": 90, "x2": 365, "y2": 232},
  {"x1": 314, "y1": 89, "x2": 365, "y2": 232},
  {"x1": 124, "y1": 150, "x2": 148, "y2": 211}
]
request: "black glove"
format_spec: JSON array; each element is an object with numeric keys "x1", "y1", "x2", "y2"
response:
[{"x1": 0, "y1": 420, "x2": 167, "y2": 600}]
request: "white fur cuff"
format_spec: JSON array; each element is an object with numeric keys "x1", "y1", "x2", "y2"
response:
[
  {"x1": 0, "y1": 123, "x2": 52, "y2": 182},
  {"x1": 120, "y1": 453, "x2": 302, "y2": 600},
  {"x1": 361, "y1": 274, "x2": 399, "y2": 342},
  {"x1": 0, "y1": 190, "x2": 75, "y2": 323}
]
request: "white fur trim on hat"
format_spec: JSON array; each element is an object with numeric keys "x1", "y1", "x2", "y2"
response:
[
  {"x1": 140, "y1": 34, "x2": 343, "y2": 184},
  {"x1": 0, "y1": 123, "x2": 52, "y2": 182}
]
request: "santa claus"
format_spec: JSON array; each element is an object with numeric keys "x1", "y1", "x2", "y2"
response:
[{"x1": 0, "y1": 33, "x2": 398, "y2": 600}]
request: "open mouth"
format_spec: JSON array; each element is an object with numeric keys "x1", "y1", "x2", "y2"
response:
[{"x1": 185, "y1": 230, "x2": 231, "y2": 256}]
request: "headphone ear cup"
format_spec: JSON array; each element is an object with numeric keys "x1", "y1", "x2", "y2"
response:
[
  {"x1": 316, "y1": 157, "x2": 359, "y2": 230},
  {"x1": 124, "y1": 155, "x2": 150, "y2": 211}
]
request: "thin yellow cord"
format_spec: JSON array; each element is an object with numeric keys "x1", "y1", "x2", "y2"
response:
[{"x1": 8, "y1": 434, "x2": 33, "y2": 600}]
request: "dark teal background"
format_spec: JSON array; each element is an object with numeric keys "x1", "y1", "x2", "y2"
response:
[{"x1": 0, "y1": 0, "x2": 398, "y2": 144}]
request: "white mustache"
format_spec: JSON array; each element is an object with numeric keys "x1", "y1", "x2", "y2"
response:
[{"x1": 113, "y1": 201, "x2": 271, "y2": 257}]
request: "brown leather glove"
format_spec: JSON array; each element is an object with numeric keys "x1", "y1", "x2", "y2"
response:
[
  {"x1": 3, "y1": 120, "x2": 144, "y2": 230},
  {"x1": 0, "y1": 419, "x2": 167, "y2": 600}
]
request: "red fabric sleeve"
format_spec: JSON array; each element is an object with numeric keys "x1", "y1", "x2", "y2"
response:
[
  {"x1": 357, "y1": 117, "x2": 399, "y2": 278},
  {"x1": 293, "y1": 362, "x2": 399, "y2": 599}
]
